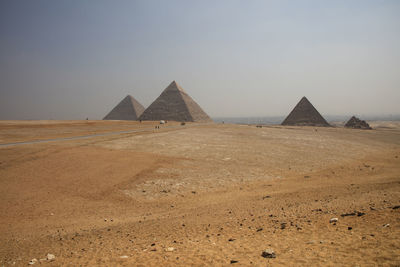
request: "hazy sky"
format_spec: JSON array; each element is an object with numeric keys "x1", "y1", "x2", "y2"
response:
[{"x1": 1, "y1": 0, "x2": 399, "y2": 120}]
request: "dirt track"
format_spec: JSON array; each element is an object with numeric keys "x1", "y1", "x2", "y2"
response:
[{"x1": 1, "y1": 121, "x2": 399, "y2": 266}]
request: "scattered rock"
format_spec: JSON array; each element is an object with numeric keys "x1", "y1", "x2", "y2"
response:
[
  {"x1": 256, "y1": 228, "x2": 263, "y2": 232},
  {"x1": 261, "y1": 249, "x2": 276, "y2": 258},
  {"x1": 120, "y1": 255, "x2": 129, "y2": 259},
  {"x1": 280, "y1": 223, "x2": 287, "y2": 229},
  {"x1": 329, "y1": 218, "x2": 338, "y2": 223},
  {"x1": 348, "y1": 227, "x2": 353, "y2": 230},
  {"x1": 340, "y1": 211, "x2": 366, "y2": 217},
  {"x1": 46, "y1": 254, "x2": 55, "y2": 261},
  {"x1": 383, "y1": 224, "x2": 390, "y2": 228},
  {"x1": 341, "y1": 212, "x2": 356, "y2": 217},
  {"x1": 165, "y1": 247, "x2": 175, "y2": 252},
  {"x1": 391, "y1": 205, "x2": 400, "y2": 210},
  {"x1": 262, "y1": 195, "x2": 271, "y2": 199},
  {"x1": 228, "y1": 238, "x2": 235, "y2": 242},
  {"x1": 28, "y1": 259, "x2": 38, "y2": 265},
  {"x1": 230, "y1": 260, "x2": 239, "y2": 264}
]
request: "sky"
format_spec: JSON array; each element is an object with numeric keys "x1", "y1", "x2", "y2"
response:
[{"x1": 0, "y1": 0, "x2": 399, "y2": 120}]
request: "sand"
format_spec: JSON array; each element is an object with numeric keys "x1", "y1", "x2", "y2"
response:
[{"x1": 0, "y1": 121, "x2": 399, "y2": 266}]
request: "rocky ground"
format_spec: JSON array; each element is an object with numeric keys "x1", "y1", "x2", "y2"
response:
[{"x1": 0, "y1": 120, "x2": 399, "y2": 266}]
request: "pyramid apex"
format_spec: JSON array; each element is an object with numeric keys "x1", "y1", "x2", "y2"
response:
[{"x1": 165, "y1": 80, "x2": 185, "y2": 92}]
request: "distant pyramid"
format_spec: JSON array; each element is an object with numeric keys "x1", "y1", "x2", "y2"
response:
[
  {"x1": 345, "y1": 116, "x2": 372, "y2": 129},
  {"x1": 103, "y1": 95, "x2": 145, "y2": 120},
  {"x1": 138, "y1": 81, "x2": 212, "y2": 122},
  {"x1": 281, "y1": 97, "x2": 330, "y2": 127}
]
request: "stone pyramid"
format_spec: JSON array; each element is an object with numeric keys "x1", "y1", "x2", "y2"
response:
[
  {"x1": 281, "y1": 97, "x2": 330, "y2": 127},
  {"x1": 103, "y1": 95, "x2": 145, "y2": 120},
  {"x1": 345, "y1": 116, "x2": 372, "y2": 129},
  {"x1": 138, "y1": 81, "x2": 212, "y2": 122}
]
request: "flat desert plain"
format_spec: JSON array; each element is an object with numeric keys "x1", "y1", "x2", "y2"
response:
[{"x1": 0, "y1": 120, "x2": 400, "y2": 266}]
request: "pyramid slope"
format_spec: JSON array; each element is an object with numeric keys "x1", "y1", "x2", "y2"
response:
[
  {"x1": 138, "y1": 81, "x2": 212, "y2": 122},
  {"x1": 103, "y1": 95, "x2": 145, "y2": 120},
  {"x1": 281, "y1": 97, "x2": 330, "y2": 127}
]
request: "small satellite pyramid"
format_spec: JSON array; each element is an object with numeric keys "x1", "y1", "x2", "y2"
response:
[
  {"x1": 345, "y1": 116, "x2": 372, "y2": 129},
  {"x1": 103, "y1": 95, "x2": 145, "y2": 120},
  {"x1": 281, "y1": 97, "x2": 330, "y2": 127},
  {"x1": 138, "y1": 81, "x2": 212, "y2": 122}
]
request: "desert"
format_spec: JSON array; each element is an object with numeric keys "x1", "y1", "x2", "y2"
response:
[{"x1": 1, "y1": 120, "x2": 399, "y2": 266}]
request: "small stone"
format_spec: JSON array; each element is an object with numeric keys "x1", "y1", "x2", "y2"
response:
[
  {"x1": 329, "y1": 218, "x2": 338, "y2": 223},
  {"x1": 348, "y1": 227, "x2": 353, "y2": 230},
  {"x1": 28, "y1": 259, "x2": 38, "y2": 265},
  {"x1": 228, "y1": 238, "x2": 235, "y2": 242},
  {"x1": 280, "y1": 222, "x2": 287, "y2": 229},
  {"x1": 383, "y1": 224, "x2": 390, "y2": 228},
  {"x1": 261, "y1": 249, "x2": 276, "y2": 258},
  {"x1": 46, "y1": 254, "x2": 55, "y2": 261},
  {"x1": 120, "y1": 255, "x2": 129, "y2": 259},
  {"x1": 165, "y1": 247, "x2": 175, "y2": 252},
  {"x1": 104, "y1": 219, "x2": 107, "y2": 222},
  {"x1": 230, "y1": 260, "x2": 239, "y2": 264}
]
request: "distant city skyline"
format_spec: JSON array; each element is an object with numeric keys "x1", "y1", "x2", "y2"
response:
[{"x1": 1, "y1": 0, "x2": 399, "y2": 120}]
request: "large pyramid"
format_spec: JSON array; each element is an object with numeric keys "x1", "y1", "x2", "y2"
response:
[
  {"x1": 281, "y1": 97, "x2": 330, "y2": 127},
  {"x1": 138, "y1": 81, "x2": 212, "y2": 122},
  {"x1": 103, "y1": 95, "x2": 145, "y2": 120}
]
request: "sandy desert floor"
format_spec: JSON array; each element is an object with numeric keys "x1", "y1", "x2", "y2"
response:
[{"x1": 0, "y1": 120, "x2": 399, "y2": 266}]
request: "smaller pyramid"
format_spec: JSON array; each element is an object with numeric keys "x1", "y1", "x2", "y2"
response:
[
  {"x1": 103, "y1": 95, "x2": 145, "y2": 120},
  {"x1": 138, "y1": 81, "x2": 212, "y2": 122},
  {"x1": 282, "y1": 97, "x2": 330, "y2": 127},
  {"x1": 345, "y1": 116, "x2": 372, "y2": 129}
]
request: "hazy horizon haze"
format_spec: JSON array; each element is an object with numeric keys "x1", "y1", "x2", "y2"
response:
[{"x1": 1, "y1": 0, "x2": 399, "y2": 120}]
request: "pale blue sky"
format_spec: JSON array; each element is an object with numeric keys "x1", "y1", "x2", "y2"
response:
[{"x1": 1, "y1": 0, "x2": 399, "y2": 119}]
